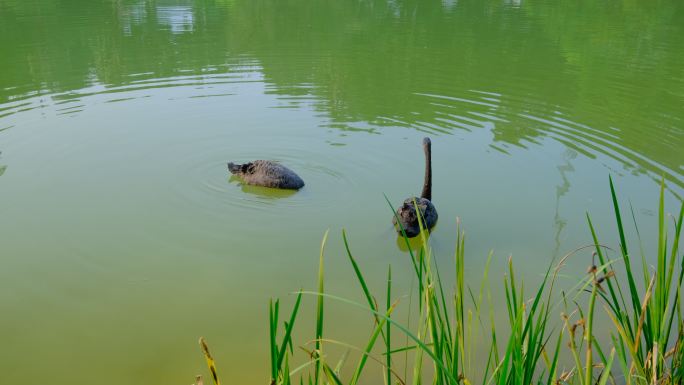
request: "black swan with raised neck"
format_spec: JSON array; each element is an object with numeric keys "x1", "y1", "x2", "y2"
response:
[{"x1": 392, "y1": 137, "x2": 438, "y2": 237}]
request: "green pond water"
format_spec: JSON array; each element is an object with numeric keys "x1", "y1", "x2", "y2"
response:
[{"x1": 0, "y1": 0, "x2": 683, "y2": 383}]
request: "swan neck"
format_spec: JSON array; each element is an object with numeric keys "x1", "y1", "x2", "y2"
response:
[{"x1": 421, "y1": 142, "x2": 432, "y2": 200}]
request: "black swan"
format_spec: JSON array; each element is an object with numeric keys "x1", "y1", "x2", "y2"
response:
[
  {"x1": 227, "y1": 160, "x2": 305, "y2": 190},
  {"x1": 392, "y1": 138, "x2": 438, "y2": 237}
]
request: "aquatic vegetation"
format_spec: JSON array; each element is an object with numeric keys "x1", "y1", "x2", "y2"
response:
[{"x1": 197, "y1": 178, "x2": 682, "y2": 385}]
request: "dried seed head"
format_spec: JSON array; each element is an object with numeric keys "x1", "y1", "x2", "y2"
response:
[{"x1": 559, "y1": 370, "x2": 573, "y2": 381}]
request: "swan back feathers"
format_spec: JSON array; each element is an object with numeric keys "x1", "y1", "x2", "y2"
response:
[{"x1": 228, "y1": 160, "x2": 305, "y2": 190}]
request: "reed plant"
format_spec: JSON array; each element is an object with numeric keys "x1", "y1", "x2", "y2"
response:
[
  {"x1": 587, "y1": 178, "x2": 684, "y2": 385},
  {"x1": 197, "y1": 178, "x2": 682, "y2": 385}
]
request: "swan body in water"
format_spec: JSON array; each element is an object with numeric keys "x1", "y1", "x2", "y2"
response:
[
  {"x1": 228, "y1": 160, "x2": 305, "y2": 190},
  {"x1": 392, "y1": 138, "x2": 438, "y2": 238}
]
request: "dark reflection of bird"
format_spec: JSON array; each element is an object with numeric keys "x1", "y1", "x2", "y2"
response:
[
  {"x1": 393, "y1": 138, "x2": 438, "y2": 238},
  {"x1": 227, "y1": 160, "x2": 305, "y2": 190}
]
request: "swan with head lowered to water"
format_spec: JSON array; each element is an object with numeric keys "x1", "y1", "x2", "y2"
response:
[
  {"x1": 392, "y1": 137, "x2": 438, "y2": 238},
  {"x1": 228, "y1": 160, "x2": 305, "y2": 190}
]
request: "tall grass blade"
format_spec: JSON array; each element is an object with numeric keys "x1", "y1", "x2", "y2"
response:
[
  {"x1": 350, "y1": 303, "x2": 397, "y2": 385},
  {"x1": 314, "y1": 230, "x2": 329, "y2": 385},
  {"x1": 278, "y1": 292, "x2": 303, "y2": 370},
  {"x1": 386, "y1": 265, "x2": 393, "y2": 385},
  {"x1": 597, "y1": 349, "x2": 616, "y2": 385}
]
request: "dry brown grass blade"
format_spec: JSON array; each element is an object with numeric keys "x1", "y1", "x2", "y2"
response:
[
  {"x1": 633, "y1": 276, "x2": 656, "y2": 355},
  {"x1": 304, "y1": 337, "x2": 408, "y2": 385},
  {"x1": 199, "y1": 337, "x2": 221, "y2": 385},
  {"x1": 652, "y1": 343, "x2": 658, "y2": 385}
]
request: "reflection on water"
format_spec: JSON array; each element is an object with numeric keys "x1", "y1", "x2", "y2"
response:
[
  {"x1": 395, "y1": 229, "x2": 436, "y2": 253},
  {"x1": 119, "y1": 1, "x2": 196, "y2": 35},
  {"x1": 0, "y1": 0, "x2": 682, "y2": 384},
  {"x1": 0, "y1": 151, "x2": 5, "y2": 177},
  {"x1": 120, "y1": 1, "x2": 147, "y2": 36},
  {"x1": 504, "y1": 0, "x2": 523, "y2": 8},
  {"x1": 552, "y1": 150, "x2": 576, "y2": 258},
  {"x1": 157, "y1": 6, "x2": 194, "y2": 34},
  {"x1": 230, "y1": 176, "x2": 299, "y2": 200},
  {"x1": 0, "y1": 0, "x2": 681, "y2": 191},
  {"x1": 442, "y1": 0, "x2": 458, "y2": 11}
]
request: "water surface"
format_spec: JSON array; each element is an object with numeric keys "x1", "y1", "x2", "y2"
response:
[{"x1": 0, "y1": 0, "x2": 682, "y2": 384}]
